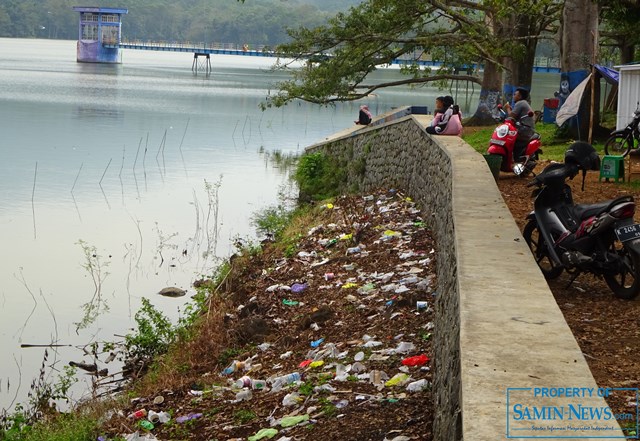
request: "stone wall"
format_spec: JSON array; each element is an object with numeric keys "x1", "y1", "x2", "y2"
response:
[{"x1": 305, "y1": 115, "x2": 623, "y2": 440}]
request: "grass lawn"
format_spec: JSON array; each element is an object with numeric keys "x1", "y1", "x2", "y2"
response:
[{"x1": 461, "y1": 121, "x2": 608, "y2": 162}]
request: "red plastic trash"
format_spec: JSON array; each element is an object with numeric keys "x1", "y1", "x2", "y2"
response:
[
  {"x1": 544, "y1": 98, "x2": 560, "y2": 109},
  {"x1": 401, "y1": 354, "x2": 430, "y2": 367}
]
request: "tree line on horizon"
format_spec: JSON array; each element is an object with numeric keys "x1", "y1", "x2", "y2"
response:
[{"x1": 0, "y1": 0, "x2": 360, "y2": 44}]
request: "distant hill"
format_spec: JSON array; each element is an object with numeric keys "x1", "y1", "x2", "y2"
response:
[{"x1": 0, "y1": 0, "x2": 363, "y2": 43}]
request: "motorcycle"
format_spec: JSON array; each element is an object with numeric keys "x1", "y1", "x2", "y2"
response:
[
  {"x1": 487, "y1": 105, "x2": 542, "y2": 176},
  {"x1": 603, "y1": 103, "x2": 640, "y2": 157},
  {"x1": 523, "y1": 142, "x2": 640, "y2": 300}
]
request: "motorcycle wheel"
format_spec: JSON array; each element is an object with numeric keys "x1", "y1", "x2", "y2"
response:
[
  {"x1": 603, "y1": 133, "x2": 634, "y2": 157},
  {"x1": 523, "y1": 221, "x2": 563, "y2": 280},
  {"x1": 603, "y1": 237, "x2": 640, "y2": 300}
]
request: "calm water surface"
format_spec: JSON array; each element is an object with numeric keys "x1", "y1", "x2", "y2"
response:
[{"x1": 0, "y1": 38, "x2": 560, "y2": 411}]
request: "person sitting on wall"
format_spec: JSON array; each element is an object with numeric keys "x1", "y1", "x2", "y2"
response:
[
  {"x1": 355, "y1": 105, "x2": 373, "y2": 125},
  {"x1": 426, "y1": 95, "x2": 463, "y2": 136}
]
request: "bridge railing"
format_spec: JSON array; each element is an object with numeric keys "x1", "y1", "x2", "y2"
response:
[{"x1": 119, "y1": 39, "x2": 275, "y2": 53}]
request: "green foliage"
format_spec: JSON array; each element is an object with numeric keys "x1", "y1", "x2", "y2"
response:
[
  {"x1": 318, "y1": 397, "x2": 338, "y2": 418},
  {"x1": 74, "y1": 240, "x2": 110, "y2": 331},
  {"x1": 233, "y1": 409, "x2": 256, "y2": 425},
  {"x1": 124, "y1": 298, "x2": 176, "y2": 361},
  {"x1": 294, "y1": 152, "x2": 345, "y2": 200},
  {"x1": 0, "y1": 0, "x2": 344, "y2": 43},
  {"x1": 298, "y1": 381, "x2": 315, "y2": 396},
  {"x1": 0, "y1": 412, "x2": 99, "y2": 441},
  {"x1": 251, "y1": 205, "x2": 293, "y2": 240}
]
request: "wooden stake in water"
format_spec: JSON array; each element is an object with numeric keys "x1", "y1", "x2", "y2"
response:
[
  {"x1": 179, "y1": 118, "x2": 190, "y2": 151},
  {"x1": 99, "y1": 158, "x2": 112, "y2": 186},
  {"x1": 71, "y1": 162, "x2": 83, "y2": 194},
  {"x1": 31, "y1": 162, "x2": 37, "y2": 239}
]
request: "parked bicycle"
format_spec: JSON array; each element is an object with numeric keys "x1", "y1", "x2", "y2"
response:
[{"x1": 604, "y1": 103, "x2": 640, "y2": 157}]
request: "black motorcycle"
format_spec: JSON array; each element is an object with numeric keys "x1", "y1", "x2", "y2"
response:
[
  {"x1": 603, "y1": 103, "x2": 640, "y2": 157},
  {"x1": 523, "y1": 142, "x2": 640, "y2": 300}
]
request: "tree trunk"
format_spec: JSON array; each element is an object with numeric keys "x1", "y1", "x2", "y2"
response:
[
  {"x1": 466, "y1": 60, "x2": 503, "y2": 126},
  {"x1": 559, "y1": 0, "x2": 599, "y2": 139},
  {"x1": 467, "y1": 10, "x2": 506, "y2": 126},
  {"x1": 620, "y1": 44, "x2": 635, "y2": 65}
]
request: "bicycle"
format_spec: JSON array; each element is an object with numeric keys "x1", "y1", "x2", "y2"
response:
[{"x1": 604, "y1": 103, "x2": 640, "y2": 157}]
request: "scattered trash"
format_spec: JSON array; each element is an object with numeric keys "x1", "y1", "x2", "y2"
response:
[
  {"x1": 147, "y1": 410, "x2": 170, "y2": 424},
  {"x1": 235, "y1": 389, "x2": 253, "y2": 401},
  {"x1": 280, "y1": 413, "x2": 310, "y2": 427},
  {"x1": 401, "y1": 354, "x2": 429, "y2": 367},
  {"x1": 282, "y1": 391, "x2": 302, "y2": 406},
  {"x1": 121, "y1": 189, "x2": 436, "y2": 439},
  {"x1": 175, "y1": 413, "x2": 203, "y2": 423},
  {"x1": 271, "y1": 372, "x2": 302, "y2": 391},
  {"x1": 310, "y1": 338, "x2": 325, "y2": 348},
  {"x1": 138, "y1": 420, "x2": 154, "y2": 431},
  {"x1": 236, "y1": 375, "x2": 253, "y2": 388},
  {"x1": 290, "y1": 283, "x2": 308, "y2": 293},
  {"x1": 406, "y1": 378, "x2": 430, "y2": 392},
  {"x1": 385, "y1": 373, "x2": 410, "y2": 387},
  {"x1": 416, "y1": 301, "x2": 429, "y2": 310},
  {"x1": 124, "y1": 432, "x2": 159, "y2": 441},
  {"x1": 128, "y1": 409, "x2": 147, "y2": 420}
]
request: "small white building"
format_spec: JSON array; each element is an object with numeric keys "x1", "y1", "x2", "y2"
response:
[{"x1": 615, "y1": 64, "x2": 640, "y2": 130}]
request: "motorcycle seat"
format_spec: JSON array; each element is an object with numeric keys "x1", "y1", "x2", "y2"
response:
[{"x1": 573, "y1": 195, "x2": 635, "y2": 220}]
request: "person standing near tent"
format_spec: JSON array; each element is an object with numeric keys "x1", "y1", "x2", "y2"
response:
[{"x1": 503, "y1": 87, "x2": 534, "y2": 161}]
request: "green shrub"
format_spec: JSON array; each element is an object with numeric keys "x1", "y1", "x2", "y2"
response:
[{"x1": 294, "y1": 152, "x2": 346, "y2": 200}]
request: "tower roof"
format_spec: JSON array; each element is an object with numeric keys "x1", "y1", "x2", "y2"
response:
[{"x1": 72, "y1": 6, "x2": 128, "y2": 14}]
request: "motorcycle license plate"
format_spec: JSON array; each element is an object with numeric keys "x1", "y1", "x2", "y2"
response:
[
  {"x1": 491, "y1": 139, "x2": 506, "y2": 146},
  {"x1": 615, "y1": 224, "x2": 640, "y2": 242}
]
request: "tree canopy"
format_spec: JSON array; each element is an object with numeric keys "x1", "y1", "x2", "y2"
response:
[{"x1": 264, "y1": 0, "x2": 561, "y2": 124}]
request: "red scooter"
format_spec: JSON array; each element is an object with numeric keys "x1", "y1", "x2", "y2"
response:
[{"x1": 487, "y1": 106, "x2": 541, "y2": 177}]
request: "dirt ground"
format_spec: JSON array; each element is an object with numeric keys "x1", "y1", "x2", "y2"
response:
[{"x1": 496, "y1": 161, "x2": 640, "y2": 419}]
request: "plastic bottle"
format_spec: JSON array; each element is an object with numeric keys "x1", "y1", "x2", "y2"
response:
[
  {"x1": 271, "y1": 372, "x2": 301, "y2": 391},
  {"x1": 235, "y1": 389, "x2": 253, "y2": 401}
]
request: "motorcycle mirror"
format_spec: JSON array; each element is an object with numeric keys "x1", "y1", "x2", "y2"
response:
[
  {"x1": 527, "y1": 110, "x2": 534, "y2": 117},
  {"x1": 513, "y1": 163, "x2": 526, "y2": 176}
]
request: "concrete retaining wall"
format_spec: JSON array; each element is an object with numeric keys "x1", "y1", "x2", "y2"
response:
[{"x1": 305, "y1": 115, "x2": 623, "y2": 440}]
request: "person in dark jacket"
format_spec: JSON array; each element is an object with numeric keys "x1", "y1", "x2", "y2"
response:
[
  {"x1": 503, "y1": 87, "x2": 534, "y2": 161},
  {"x1": 355, "y1": 105, "x2": 372, "y2": 125}
]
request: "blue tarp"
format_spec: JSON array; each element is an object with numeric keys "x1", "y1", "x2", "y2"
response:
[{"x1": 593, "y1": 64, "x2": 619, "y2": 84}]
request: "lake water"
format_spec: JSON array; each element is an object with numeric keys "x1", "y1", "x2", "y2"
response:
[{"x1": 0, "y1": 38, "x2": 560, "y2": 412}]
